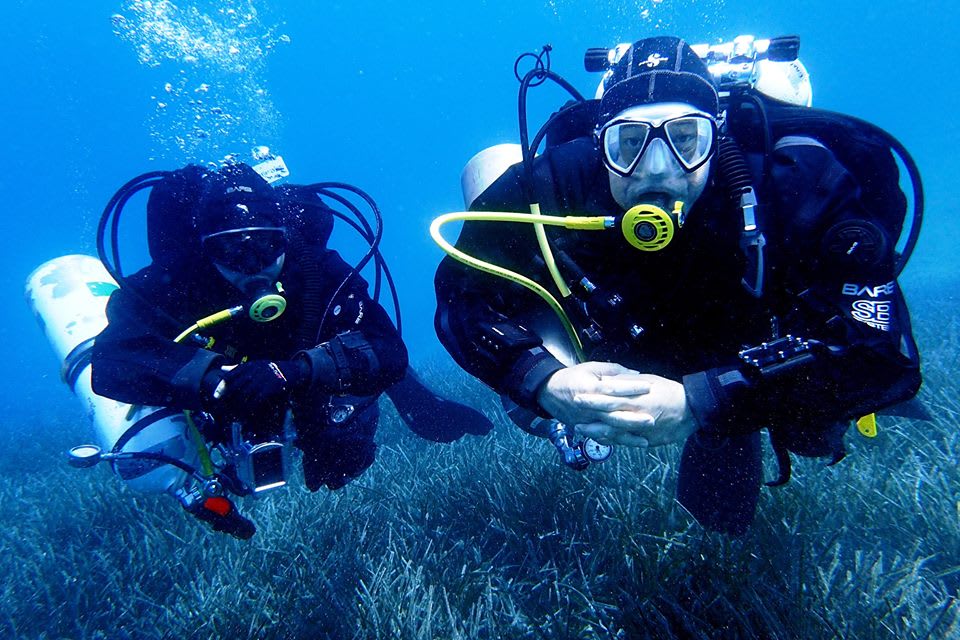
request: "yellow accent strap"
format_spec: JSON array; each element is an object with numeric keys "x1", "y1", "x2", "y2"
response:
[
  {"x1": 856, "y1": 413, "x2": 878, "y2": 438},
  {"x1": 184, "y1": 410, "x2": 215, "y2": 477}
]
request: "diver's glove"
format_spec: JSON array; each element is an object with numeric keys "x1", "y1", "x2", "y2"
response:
[
  {"x1": 296, "y1": 332, "x2": 380, "y2": 394},
  {"x1": 213, "y1": 360, "x2": 309, "y2": 418}
]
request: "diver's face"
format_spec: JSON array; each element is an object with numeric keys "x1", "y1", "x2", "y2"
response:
[
  {"x1": 213, "y1": 256, "x2": 285, "y2": 296},
  {"x1": 602, "y1": 102, "x2": 713, "y2": 211}
]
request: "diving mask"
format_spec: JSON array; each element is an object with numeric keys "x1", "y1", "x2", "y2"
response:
[
  {"x1": 598, "y1": 111, "x2": 716, "y2": 176},
  {"x1": 204, "y1": 227, "x2": 288, "y2": 322},
  {"x1": 202, "y1": 226, "x2": 286, "y2": 275}
]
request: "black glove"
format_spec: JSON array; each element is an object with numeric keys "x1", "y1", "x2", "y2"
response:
[
  {"x1": 214, "y1": 360, "x2": 308, "y2": 418},
  {"x1": 296, "y1": 332, "x2": 380, "y2": 394}
]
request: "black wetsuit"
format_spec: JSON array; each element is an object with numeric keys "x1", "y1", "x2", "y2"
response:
[
  {"x1": 93, "y1": 242, "x2": 408, "y2": 491},
  {"x1": 434, "y1": 135, "x2": 921, "y2": 532}
]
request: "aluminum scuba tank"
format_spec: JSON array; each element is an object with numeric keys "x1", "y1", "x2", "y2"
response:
[
  {"x1": 590, "y1": 35, "x2": 814, "y2": 108},
  {"x1": 460, "y1": 143, "x2": 524, "y2": 209},
  {"x1": 25, "y1": 254, "x2": 198, "y2": 494}
]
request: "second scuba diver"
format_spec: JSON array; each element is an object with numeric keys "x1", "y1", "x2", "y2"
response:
[{"x1": 92, "y1": 161, "x2": 492, "y2": 538}]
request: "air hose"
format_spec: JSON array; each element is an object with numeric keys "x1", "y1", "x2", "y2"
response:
[
  {"x1": 124, "y1": 306, "x2": 247, "y2": 475},
  {"x1": 715, "y1": 136, "x2": 753, "y2": 201},
  {"x1": 431, "y1": 211, "x2": 611, "y2": 363}
]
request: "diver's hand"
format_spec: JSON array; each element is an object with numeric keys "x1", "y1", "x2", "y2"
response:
[
  {"x1": 214, "y1": 360, "x2": 306, "y2": 416},
  {"x1": 574, "y1": 374, "x2": 698, "y2": 447},
  {"x1": 536, "y1": 362, "x2": 654, "y2": 439}
]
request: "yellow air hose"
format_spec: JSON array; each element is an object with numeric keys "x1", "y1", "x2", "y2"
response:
[
  {"x1": 430, "y1": 210, "x2": 611, "y2": 364},
  {"x1": 530, "y1": 203, "x2": 573, "y2": 299},
  {"x1": 174, "y1": 306, "x2": 244, "y2": 343},
  {"x1": 172, "y1": 306, "x2": 245, "y2": 478},
  {"x1": 123, "y1": 305, "x2": 246, "y2": 475}
]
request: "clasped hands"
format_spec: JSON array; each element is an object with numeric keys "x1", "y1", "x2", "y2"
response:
[{"x1": 536, "y1": 361, "x2": 698, "y2": 448}]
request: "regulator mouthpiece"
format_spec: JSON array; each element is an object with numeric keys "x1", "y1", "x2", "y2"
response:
[
  {"x1": 621, "y1": 201, "x2": 685, "y2": 251},
  {"x1": 248, "y1": 291, "x2": 287, "y2": 322}
]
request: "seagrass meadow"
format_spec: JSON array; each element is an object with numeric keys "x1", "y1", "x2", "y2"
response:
[{"x1": 2, "y1": 290, "x2": 957, "y2": 640}]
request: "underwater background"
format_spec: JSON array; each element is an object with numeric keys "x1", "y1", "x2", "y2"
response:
[{"x1": 3, "y1": 0, "x2": 958, "y2": 637}]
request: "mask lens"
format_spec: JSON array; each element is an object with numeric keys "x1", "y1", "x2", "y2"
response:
[
  {"x1": 203, "y1": 227, "x2": 286, "y2": 274},
  {"x1": 602, "y1": 122, "x2": 651, "y2": 174},
  {"x1": 664, "y1": 116, "x2": 714, "y2": 170}
]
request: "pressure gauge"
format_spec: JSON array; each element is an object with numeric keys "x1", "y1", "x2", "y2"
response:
[
  {"x1": 66, "y1": 444, "x2": 103, "y2": 468},
  {"x1": 580, "y1": 438, "x2": 613, "y2": 463}
]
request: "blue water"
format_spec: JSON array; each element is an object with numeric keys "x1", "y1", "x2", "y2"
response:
[{"x1": 3, "y1": 0, "x2": 957, "y2": 436}]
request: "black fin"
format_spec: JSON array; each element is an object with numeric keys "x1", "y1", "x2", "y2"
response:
[
  {"x1": 826, "y1": 441, "x2": 847, "y2": 467},
  {"x1": 766, "y1": 437, "x2": 793, "y2": 487},
  {"x1": 385, "y1": 367, "x2": 494, "y2": 443},
  {"x1": 677, "y1": 431, "x2": 763, "y2": 535}
]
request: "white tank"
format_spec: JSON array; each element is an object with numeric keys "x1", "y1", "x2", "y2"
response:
[
  {"x1": 755, "y1": 58, "x2": 813, "y2": 107},
  {"x1": 460, "y1": 143, "x2": 524, "y2": 209},
  {"x1": 25, "y1": 255, "x2": 197, "y2": 494}
]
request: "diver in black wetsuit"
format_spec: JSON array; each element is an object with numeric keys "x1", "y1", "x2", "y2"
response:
[
  {"x1": 93, "y1": 162, "x2": 491, "y2": 538},
  {"x1": 434, "y1": 36, "x2": 922, "y2": 534}
]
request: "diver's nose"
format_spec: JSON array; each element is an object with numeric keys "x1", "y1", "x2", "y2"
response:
[{"x1": 635, "y1": 137, "x2": 673, "y2": 176}]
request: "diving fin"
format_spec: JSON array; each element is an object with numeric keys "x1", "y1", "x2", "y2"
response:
[
  {"x1": 878, "y1": 396, "x2": 932, "y2": 421},
  {"x1": 385, "y1": 367, "x2": 494, "y2": 443},
  {"x1": 676, "y1": 431, "x2": 763, "y2": 535}
]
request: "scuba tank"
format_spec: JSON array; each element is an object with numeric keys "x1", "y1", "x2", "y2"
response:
[
  {"x1": 25, "y1": 254, "x2": 199, "y2": 494},
  {"x1": 461, "y1": 144, "x2": 526, "y2": 209}
]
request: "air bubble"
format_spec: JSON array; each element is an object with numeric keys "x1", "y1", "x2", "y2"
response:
[{"x1": 114, "y1": 0, "x2": 284, "y2": 160}]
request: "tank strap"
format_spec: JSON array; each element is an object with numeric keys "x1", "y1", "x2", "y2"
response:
[
  {"x1": 111, "y1": 407, "x2": 182, "y2": 454},
  {"x1": 61, "y1": 338, "x2": 96, "y2": 391}
]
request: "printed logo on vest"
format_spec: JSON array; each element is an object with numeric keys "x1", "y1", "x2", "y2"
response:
[
  {"x1": 842, "y1": 281, "x2": 895, "y2": 297},
  {"x1": 850, "y1": 299, "x2": 893, "y2": 331}
]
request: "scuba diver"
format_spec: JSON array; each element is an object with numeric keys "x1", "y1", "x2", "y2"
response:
[
  {"x1": 433, "y1": 36, "x2": 922, "y2": 534},
  {"x1": 88, "y1": 159, "x2": 491, "y2": 539}
]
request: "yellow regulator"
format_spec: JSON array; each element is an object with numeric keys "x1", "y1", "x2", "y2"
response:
[
  {"x1": 620, "y1": 201, "x2": 685, "y2": 252},
  {"x1": 249, "y1": 292, "x2": 287, "y2": 323}
]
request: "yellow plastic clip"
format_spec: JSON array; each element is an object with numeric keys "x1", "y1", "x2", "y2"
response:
[{"x1": 856, "y1": 413, "x2": 878, "y2": 438}]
